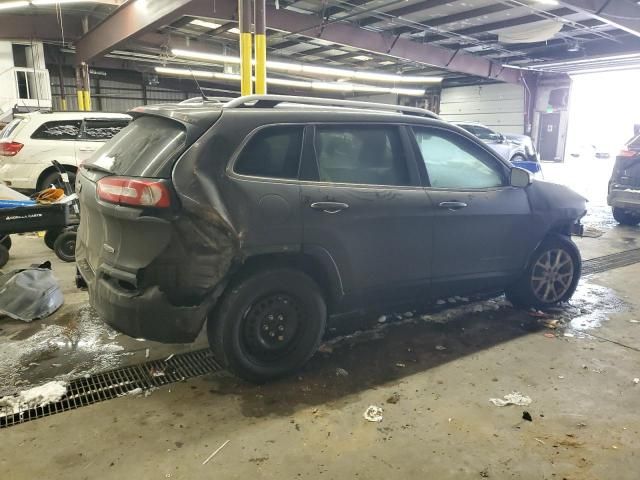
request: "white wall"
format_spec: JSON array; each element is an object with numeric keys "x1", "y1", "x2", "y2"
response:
[{"x1": 439, "y1": 83, "x2": 525, "y2": 134}]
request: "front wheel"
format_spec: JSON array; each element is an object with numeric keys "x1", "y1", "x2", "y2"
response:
[
  {"x1": 208, "y1": 268, "x2": 326, "y2": 383},
  {"x1": 612, "y1": 207, "x2": 640, "y2": 226},
  {"x1": 506, "y1": 235, "x2": 581, "y2": 309}
]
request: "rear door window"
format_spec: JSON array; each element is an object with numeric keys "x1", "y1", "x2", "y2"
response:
[
  {"x1": 234, "y1": 126, "x2": 303, "y2": 179},
  {"x1": 81, "y1": 119, "x2": 130, "y2": 141},
  {"x1": 313, "y1": 125, "x2": 410, "y2": 186},
  {"x1": 85, "y1": 116, "x2": 186, "y2": 177},
  {"x1": 31, "y1": 120, "x2": 81, "y2": 140},
  {"x1": 413, "y1": 127, "x2": 506, "y2": 189}
]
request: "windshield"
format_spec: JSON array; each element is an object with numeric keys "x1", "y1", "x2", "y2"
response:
[
  {"x1": 461, "y1": 124, "x2": 502, "y2": 142},
  {"x1": 85, "y1": 115, "x2": 187, "y2": 177}
]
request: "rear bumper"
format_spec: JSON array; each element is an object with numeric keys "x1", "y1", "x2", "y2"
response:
[
  {"x1": 608, "y1": 188, "x2": 640, "y2": 211},
  {"x1": 77, "y1": 260, "x2": 208, "y2": 343}
]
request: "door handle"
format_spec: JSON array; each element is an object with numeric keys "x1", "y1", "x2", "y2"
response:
[
  {"x1": 438, "y1": 201, "x2": 468, "y2": 210},
  {"x1": 310, "y1": 202, "x2": 349, "y2": 214}
]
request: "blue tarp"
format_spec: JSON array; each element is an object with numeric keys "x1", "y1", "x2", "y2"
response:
[{"x1": 0, "y1": 200, "x2": 37, "y2": 209}]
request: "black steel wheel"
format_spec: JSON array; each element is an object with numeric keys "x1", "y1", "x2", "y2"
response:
[
  {"x1": 506, "y1": 234, "x2": 581, "y2": 309},
  {"x1": 38, "y1": 170, "x2": 76, "y2": 193},
  {"x1": 53, "y1": 231, "x2": 77, "y2": 262},
  {"x1": 208, "y1": 268, "x2": 326, "y2": 382},
  {"x1": 1, "y1": 235, "x2": 11, "y2": 251},
  {"x1": 44, "y1": 229, "x2": 61, "y2": 250},
  {"x1": 0, "y1": 244, "x2": 8, "y2": 268}
]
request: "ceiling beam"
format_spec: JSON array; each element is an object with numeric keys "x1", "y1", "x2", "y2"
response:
[
  {"x1": 76, "y1": 0, "x2": 523, "y2": 83},
  {"x1": 557, "y1": 0, "x2": 640, "y2": 38},
  {"x1": 0, "y1": 14, "x2": 82, "y2": 41},
  {"x1": 75, "y1": 0, "x2": 198, "y2": 64}
]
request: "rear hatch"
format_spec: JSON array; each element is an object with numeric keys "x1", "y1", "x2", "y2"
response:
[
  {"x1": 611, "y1": 135, "x2": 640, "y2": 189},
  {"x1": 76, "y1": 108, "x2": 220, "y2": 299}
]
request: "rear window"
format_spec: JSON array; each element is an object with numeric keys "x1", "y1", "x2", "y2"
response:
[
  {"x1": 86, "y1": 116, "x2": 187, "y2": 177},
  {"x1": 31, "y1": 120, "x2": 81, "y2": 140},
  {"x1": 81, "y1": 119, "x2": 130, "y2": 141},
  {"x1": 0, "y1": 119, "x2": 22, "y2": 140}
]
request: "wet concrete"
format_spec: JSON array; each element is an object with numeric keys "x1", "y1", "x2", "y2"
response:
[{"x1": 1, "y1": 158, "x2": 640, "y2": 478}]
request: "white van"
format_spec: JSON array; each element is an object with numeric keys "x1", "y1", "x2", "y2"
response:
[{"x1": 0, "y1": 111, "x2": 131, "y2": 191}]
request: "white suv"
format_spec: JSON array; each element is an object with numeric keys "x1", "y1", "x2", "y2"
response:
[{"x1": 0, "y1": 111, "x2": 130, "y2": 191}]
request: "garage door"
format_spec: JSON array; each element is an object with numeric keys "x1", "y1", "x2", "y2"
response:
[{"x1": 439, "y1": 84, "x2": 525, "y2": 135}]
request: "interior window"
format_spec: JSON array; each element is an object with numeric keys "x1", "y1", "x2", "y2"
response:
[
  {"x1": 413, "y1": 127, "x2": 506, "y2": 189},
  {"x1": 314, "y1": 126, "x2": 409, "y2": 186},
  {"x1": 82, "y1": 119, "x2": 130, "y2": 141},
  {"x1": 31, "y1": 120, "x2": 81, "y2": 140},
  {"x1": 235, "y1": 126, "x2": 303, "y2": 179}
]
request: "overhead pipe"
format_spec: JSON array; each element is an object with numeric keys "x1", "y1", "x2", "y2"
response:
[
  {"x1": 254, "y1": 0, "x2": 266, "y2": 94},
  {"x1": 239, "y1": 0, "x2": 253, "y2": 96}
]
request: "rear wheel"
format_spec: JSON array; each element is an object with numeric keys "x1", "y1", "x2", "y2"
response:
[
  {"x1": 53, "y1": 231, "x2": 77, "y2": 262},
  {"x1": 208, "y1": 268, "x2": 326, "y2": 383},
  {"x1": 612, "y1": 207, "x2": 640, "y2": 226},
  {"x1": 38, "y1": 170, "x2": 76, "y2": 193},
  {"x1": 506, "y1": 235, "x2": 581, "y2": 309}
]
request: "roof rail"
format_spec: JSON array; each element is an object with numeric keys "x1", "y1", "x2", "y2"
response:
[{"x1": 223, "y1": 94, "x2": 438, "y2": 118}]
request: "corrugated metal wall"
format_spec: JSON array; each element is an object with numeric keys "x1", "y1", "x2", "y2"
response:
[
  {"x1": 439, "y1": 83, "x2": 525, "y2": 134},
  {"x1": 50, "y1": 71, "x2": 190, "y2": 113}
]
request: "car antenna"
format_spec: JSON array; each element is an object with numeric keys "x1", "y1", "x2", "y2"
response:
[{"x1": 188, "y1": 66, "x2": 207, "y2": 101}]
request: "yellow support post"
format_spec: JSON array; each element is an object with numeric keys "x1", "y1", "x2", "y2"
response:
[
  {"x1": 83, "y1": 90, "x2": 92, "y2": 112},
  {"x1": 254, "y1": 0, "x2": 267, "y2": 94},
  {"x1": 239, "y1": 0, "x2": 253, "y2": 96},
  {"x1": 60, "y1": 98, "x2": 67, "y2": 111},
  {"x1": 77, "y1": 90, "x2": 85, "y2": 111}
]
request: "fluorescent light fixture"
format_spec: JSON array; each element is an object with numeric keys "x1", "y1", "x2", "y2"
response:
[
  {"x1": 32, "y1": 0, "x2": 89, "y2": 4},
  {"x1": 155, "y1": 66, "x2": 214, "y2": 78},
  {"x1": 189, "y1": 19, "x2": 222, "y2": 29},
  {"x1": 352, "y1": 55, "x2": 373, "y2": 61},
  {"x1": 379, "y1": 61, "x2": 395, "y2": 66},
  {"x1": 533, "y1": 0, "x2": 559, "y2": 5},
  {"x1": 228, "y1": 28, "x2": 240, "y2": 34},
  {"x1": 172, "y1": 48, "x2": 442, "y2": 84},
  {"x1": 155, "y1": 66, "x2": 426, "y2": 96},
  {"x1": 0, "y1": 1, "x2": 29, "y2": 9}
]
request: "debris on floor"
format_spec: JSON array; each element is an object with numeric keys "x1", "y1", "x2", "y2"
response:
[
  {"x1": 489, "y1": 392, "x2": 532, "y2": 407},
  {"x1": 0, "y1": 263, "x2": 63, "y2": 321},
  {"x1": 335, "y1": 367, "x2": 349, "y2": 377},
  {"x1": 395, "y1": 362, "x2": 406, "y2": 368},
  {"x1": 522, "y1": 411, "x2": 533, "y2": 422},
  {"x1": 0, "y1": 380, "x2": 67, "y2": 415},
  {"x1": 318, "y1": 344, "x2": 333, "y2": 353},
  {"x1": 202, "y1": 439, "x2": 230, "y2": 465},
  {"x1": 633, "y1": 378, "x2": 639, "y2": 385},
  {"x1": 363, "y1": 405, "x2": 384, "y2": 422},
  {"x1": 386, "y1": 392, "x2": 401, "y2": 404},
  {"x1": 435, "y1": 345, "x2": 447, "y2": 351}
]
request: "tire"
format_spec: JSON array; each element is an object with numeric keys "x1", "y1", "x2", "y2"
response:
[
  {"x1": 0, "y1": 245, "x2": 8, "y2": 268},
  {"x1": 44, "y1": 229, "x2": 61, "y2": 250},
  {"x1": 1, "y1": 235, "x2": 11, "y2": 251},
  {"x1": 612, "y1": 207, "x2": 640, "y2": 226},
  {"x1": 53, "y1": 231, "x2": 77, "y2": 262},
  {"x1": 511, "y1": 154, "x2": 526, "y2": 163},
  {"x1": 208, "y1": 268, "x2": 327, "y2": 383},
  {"x1": 506, "y1": 234, "x2": 581, "y2": 309},
  {"x1": 38, "y1": 170, "x2": 76, "y2": 193}
]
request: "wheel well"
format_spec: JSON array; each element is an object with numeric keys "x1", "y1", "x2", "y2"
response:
[
  {"x1": 36, "y1": 164, "x2": 77, "y2": 191},
  {"x1": 227, "y1": 253, "x2": 338, "y2": 308}
]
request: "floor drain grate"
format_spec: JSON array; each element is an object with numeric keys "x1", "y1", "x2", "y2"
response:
[
  {"x1": 0, "y1": 348, "x2": 221, "y2": 429},
  {"x1": 582, "y1": 248, "x2": 640, "y2": 275}
]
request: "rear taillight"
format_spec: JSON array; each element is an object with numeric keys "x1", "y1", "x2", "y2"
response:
[
  {"x1": 0, "y1": 141, "x2": 24, "y2": 157},
  {"x1": 96, "y1": 177, "x2": 171, "y2": 208},
  {"x1": 618, "y1": 149, "x2": 638, "y2": 157}
]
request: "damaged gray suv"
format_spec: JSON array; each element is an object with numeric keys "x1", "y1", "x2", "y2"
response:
[{"x1": 76, "y1": 95, "x2": 586, "y2": 382}]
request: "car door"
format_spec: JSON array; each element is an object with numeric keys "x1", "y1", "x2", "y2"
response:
[
  {"x1": 300, "y1": 123, "x2": 434, "y2": 308},
  {"x1": 76, "y1": 118, "x2": 129, "y2": 165},
  {"x1": 411, "y1": 126, "x2": 537, "y2": 298}
]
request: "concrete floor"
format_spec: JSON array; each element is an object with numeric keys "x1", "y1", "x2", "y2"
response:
[{"x1": 1, "y1": 156, "x2": 639, "y2": 479}]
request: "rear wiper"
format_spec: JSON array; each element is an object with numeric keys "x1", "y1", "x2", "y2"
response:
[{"x1": 81, "y1": 163, "x2": 112, "y2": 174}]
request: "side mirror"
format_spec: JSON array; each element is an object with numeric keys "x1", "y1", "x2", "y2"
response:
[
  {"x1": 498, "y1": 133, "x2": 506, "y2": 143},
  {"x1": 510, "y1": 166, "x2": 532, "y2": 188}
]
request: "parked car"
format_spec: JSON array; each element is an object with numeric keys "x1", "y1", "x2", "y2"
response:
[
  {"x1": 454, "y1": 122, "x2": 542, "y2": 176},
  {"x1": 0, "y1": 111, "x2": 131, "y2": 192},
  {"x1": 76, "y1": 95, "x2": 586, "y2": 382},
  {"x1": 608, "y1": 134, "x2": 640, "y2": 225}
]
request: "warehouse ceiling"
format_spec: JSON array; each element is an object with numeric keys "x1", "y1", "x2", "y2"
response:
[{"x1": 1, "y1": 0, "x2": 640, "y2": 87}]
